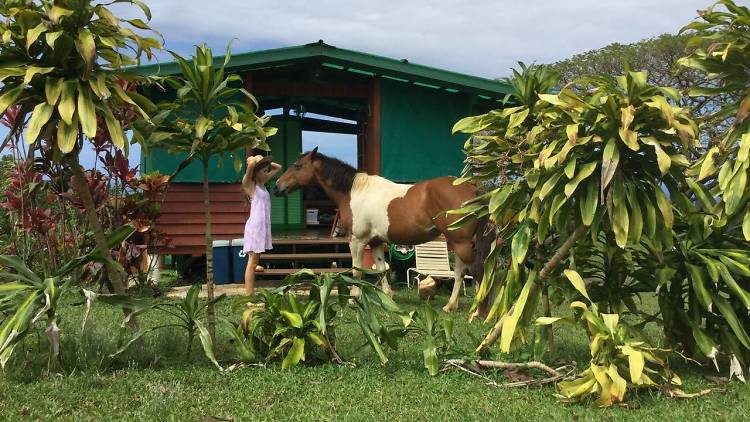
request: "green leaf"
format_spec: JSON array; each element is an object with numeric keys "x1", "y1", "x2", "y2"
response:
[
  {"x1": 76, "y1": 29, "x2": 97, "y2": 79},
  {"x1": 641, "y1": 137, "x2": 671, "y2": 176},
  {"x1": 654, "y1": 188, "x2": 673, "y2": 229},
  {"x1": 103, "y1": 104, "x2": 126, "y2": 149},
  {"x1": 507, "y1": 108, "x2": 529, "y2": 130},
  {"x1": 24, "y1": 102, "x2": 54, "y2": 145},
  {"x1": 45, "y1": 77, "x2": 64, "y2": 106},
  {"x1": 580, "y1": 181, "x2": 598, "y2": 226},
  {"x1": 602, "y1": 313, "x2": 619, "y2": 334},
  {"x1": 536, "y1": 316, "x2": 562, "y2": 325},
  {"x1": 698, "y1": 147, "x2": 719, "y2": 181},
  {"x1": 500, "y1": 271, "x2": 537, "y2": 353},
  {"x1": 711, "y1": 291, "x2": 750, "y2": 350},
  {"x1": 77, "y1": 87, "x2": 97, "y2": 139},
  {"x1": 423, "y1": 342, "x2": 439, "y2": 376},
  {"x1": 600, "y1": 138, "x2": 620, "y2": 192},
  {"x1": 195, "y1": 320, "x2": 222, "y2": 371},
  {"x1": 612, "y1": 181, "x2": 630, "y2": 248},
  {"x1": 618, "y1": 128, "x2": 639, "y2": 151},
  {"x1": 280, "y1": 310, "x2": 303, "y2": 328},
  {"x1": 26, "y1": 23, "x2": 46, "y2": 51},
  {"x1": 56, "y1": 114, "x2": 79, "y2": 154},
  {"x1": 564, "y1": 162, "x2": 597, "y2": 197},
  {"x1": 23, "y1": 66, "x2": 54, "y2": 85},
  {"x1": 58, "y1": 80, "x2": 78, "y2": 125},
  {"x1": 0, "y1": 85, "x2": 24, "y2": 118},
  {"x1": 743, "y1": 211, "x2": 750, "y2": 241},
  {"x1": 563, "y1": 269, "x2": 590, "y2": 300},
  {"x1": 282, "y1": 337, "x2": 305, "y2": 369},
  {"x1": 49, "y1": 6, "x2": 74, "y2": 24},
  {"x1": 511, "y1": 225, "x2": 531, "y2": 265},
  {"x1": 539, "y1": 172, "x2": 563, "y2": 200}
]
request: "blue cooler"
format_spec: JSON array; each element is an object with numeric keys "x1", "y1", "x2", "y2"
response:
[
  {"x1": 231, "y1": 238, "x2": 247, "y2": 284},
  {"x1": 212, "y1": 240, "x2": 232, "y2": 285}
]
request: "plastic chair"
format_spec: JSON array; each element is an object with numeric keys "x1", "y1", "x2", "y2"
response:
[{"x1": 406, "y1": 240, "x2": 471, "y2": 294}]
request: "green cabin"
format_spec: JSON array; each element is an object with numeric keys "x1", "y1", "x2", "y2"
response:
[{"x1": 137, "y1": 41, "x2": 511, "y2": 255}]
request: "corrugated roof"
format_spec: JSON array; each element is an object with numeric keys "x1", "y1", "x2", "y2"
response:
[{"x1": 133, "y1": 40, "x2": 512, "y2": 99}]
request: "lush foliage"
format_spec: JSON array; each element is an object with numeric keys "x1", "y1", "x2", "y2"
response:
[
  {"x1": 0, "y1": 0, "x2": 160, "y2": 153},
  {"x1": 452, "y1": 0, "x2": 750, "y2": 405},
  {"x1": 225, "y1": 270, "x2": 412, "y2": 369},
  {"x1": 0, "y1": 225, "x2": 134, "y2": 369}
]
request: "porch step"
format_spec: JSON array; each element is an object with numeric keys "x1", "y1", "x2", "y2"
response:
[
  {"x1": 260, "y1": 253, "x2": 351, "y2": 261},
  {"x1": 260, "y1": 268, "x2": 349, "y2": 276},
  {"x1": 272, "y1": 237, "x2": 349, "y2": 245}
]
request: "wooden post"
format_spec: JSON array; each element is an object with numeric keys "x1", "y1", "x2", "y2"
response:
[{"x1": 364, "y1": 76, "x2": 382, "y2": 175}]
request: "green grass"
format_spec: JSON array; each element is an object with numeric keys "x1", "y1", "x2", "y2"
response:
[{"x1": 1, "y1": 287, "x2": 749, "y2": 421}]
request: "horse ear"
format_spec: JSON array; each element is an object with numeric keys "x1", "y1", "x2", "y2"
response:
[{"x1": 310, "y1": 146, "x2": 318, "y2": 158}]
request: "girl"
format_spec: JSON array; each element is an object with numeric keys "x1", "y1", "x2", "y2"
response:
[{"x1": 242, "y1": 154, "x2": 281, "y2": 295}]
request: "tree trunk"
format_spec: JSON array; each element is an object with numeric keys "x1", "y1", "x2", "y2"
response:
[
  {"x1": 69, "y1": 157, "x2": 138, "y2": 330},
  {"x1": 476, "y1": 224, "x2": 589, "y2": 352},
  {"x1": 202, "y1": 160, "x2": 217, "y2": 344}
]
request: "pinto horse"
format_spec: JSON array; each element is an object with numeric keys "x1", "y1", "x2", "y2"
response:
[{"x1": 274, "y1": 148, "x2": 490, "y2": 313}]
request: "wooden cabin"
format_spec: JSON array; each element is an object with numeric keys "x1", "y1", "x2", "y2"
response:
[{"x1": 137, "y1": 41, "x2": 512, "y2": 262}]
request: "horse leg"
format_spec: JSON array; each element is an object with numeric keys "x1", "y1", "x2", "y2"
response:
[
  {"x1": 371, "y1": 244, "x2": 393, "y2": 297},
  {"x1": 443, "y1": 257, "x2": 466, "y2": 313},
  {"x1": 349, "y1": 238, "x2": 365, "y2": 299},
  {"x1": 443, "y1": 241, "x2": 472, "y2": 313}
]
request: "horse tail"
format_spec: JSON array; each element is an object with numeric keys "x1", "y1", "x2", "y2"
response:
[{"x1": 468, "y1": 215, "x2": 493, "y2": 282}]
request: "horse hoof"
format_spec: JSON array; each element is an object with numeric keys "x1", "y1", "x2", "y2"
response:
[
  {"x1": 442, "y1": 303, "x2": 458, "y2": 313},
  {"x1": 382, "y1": 287, "x2": 394, "y2": 297}
]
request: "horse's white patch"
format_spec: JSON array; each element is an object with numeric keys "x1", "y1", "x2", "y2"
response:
[{"x1": 349, "y1": 173, "x2": 411, "y2": 242}]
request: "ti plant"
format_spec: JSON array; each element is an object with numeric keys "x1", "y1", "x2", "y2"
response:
[
  {"x1": 0, "y1": 225, "x2": 134, "y2": 369},
  {"x1": 224, "y1": 269, "x2": 411, "y2": 369},
  {"x1": 135, "y1": 43, "x2": 277, "y2": 342},
  {"x1": 450, "y1": 1, "x2": 750, "y2": 403}
]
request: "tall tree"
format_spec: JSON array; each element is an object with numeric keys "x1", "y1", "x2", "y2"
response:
[
  {"x1": 0, "y1": 0, "x2": 162, "y2": 313},
  {"x1": 549, "y1": 33, "x2": 739, "y2": 144}
]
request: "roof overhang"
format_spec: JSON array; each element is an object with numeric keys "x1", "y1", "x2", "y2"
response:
[{"x1": 133, "y1": 41, "x2": 513, "y2": 99}]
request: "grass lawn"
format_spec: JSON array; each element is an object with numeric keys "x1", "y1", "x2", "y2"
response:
[{"x1": 1, "y1": 284, "x2": 748, "y2": 421}]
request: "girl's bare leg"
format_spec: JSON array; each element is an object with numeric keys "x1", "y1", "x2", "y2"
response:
[{"x1": 244, "y1": 253, "x2": 260, "y2": 295}]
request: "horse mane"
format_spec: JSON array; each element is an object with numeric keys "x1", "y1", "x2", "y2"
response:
[{"x1": 306, "y1": 151, "x2": 358, "y2": 193}]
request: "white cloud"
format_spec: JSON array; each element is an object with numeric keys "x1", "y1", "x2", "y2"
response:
[{"x1": 137, "y1": 0, "x2": 710, "y2": 78}]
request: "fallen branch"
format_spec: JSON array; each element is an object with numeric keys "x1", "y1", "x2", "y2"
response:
[
  {"x1": 443, "y1": 359, "x2": 576, "y2": 388},
  {"x1": 664, "y1": 387, "x2": 726, "y2": 399}
]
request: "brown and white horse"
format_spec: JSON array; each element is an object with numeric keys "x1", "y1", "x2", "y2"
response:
[{"x1": 274, "y1": 148, "x2": 490, "y2": 312}]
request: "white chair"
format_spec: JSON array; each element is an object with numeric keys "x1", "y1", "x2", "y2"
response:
[{"x1": 406, "y1": 240, "x2": 471, "y2": 295}]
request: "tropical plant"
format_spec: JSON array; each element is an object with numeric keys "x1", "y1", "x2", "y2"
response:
[
  {"x1": 224, "y1": 269, "x2": 411, "y2": 369},
  {"x1": 407, "y1": 303, "x2": 456, "y2": 376},
  {"x1": 103, "y1": 283, "x2": 225, "y2": 370},
  {"x1": 136, "y1": 43, "x2": 277, "y2": 342},
  {"x1": 450, "y1": 52, "x2": 740, "y2": 404},
  {"x1": 0, "y1": 0, "x2": 162, "y2": 301},
  {"x1": 0, "y1": 225, "x2": 134, "y2": 369}
]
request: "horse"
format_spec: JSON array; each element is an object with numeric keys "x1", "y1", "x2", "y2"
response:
[{"x1": 273, "y1": 147, "x2": 491, "y2": 313}]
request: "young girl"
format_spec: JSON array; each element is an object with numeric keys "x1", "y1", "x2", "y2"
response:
[{"x1": 242, "y1": 154, "x2": 281, "y2": 295}]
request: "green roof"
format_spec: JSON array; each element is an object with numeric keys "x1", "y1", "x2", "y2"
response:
[{"x1": 134, "y1": 41, "x2": 512, "y2": 98}]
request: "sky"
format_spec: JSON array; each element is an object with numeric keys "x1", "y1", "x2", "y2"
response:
[{"x1": 3, "y1": 0, "x2": 712, "y2": 167}]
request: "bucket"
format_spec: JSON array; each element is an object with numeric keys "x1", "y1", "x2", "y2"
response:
[
  {"x1": 212, "y1": 240, "x2": 232, "y2": 285},
  {"x1": 231, "y1": 238, "x2": 247, "y2": 284}
]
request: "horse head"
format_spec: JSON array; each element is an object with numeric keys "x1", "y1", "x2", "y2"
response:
[{"x1": 274, "y1": 147, "x2": 318, "y2": 196}]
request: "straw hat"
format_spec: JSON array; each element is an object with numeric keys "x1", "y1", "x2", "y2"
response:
[{"x1": 249, "y1": 155, "x2": 274, "y2": 182}]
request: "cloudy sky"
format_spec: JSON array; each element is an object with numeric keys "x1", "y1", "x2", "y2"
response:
[{"x1": 3, "y1": 0, "x2": 712, "y2": 167}]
